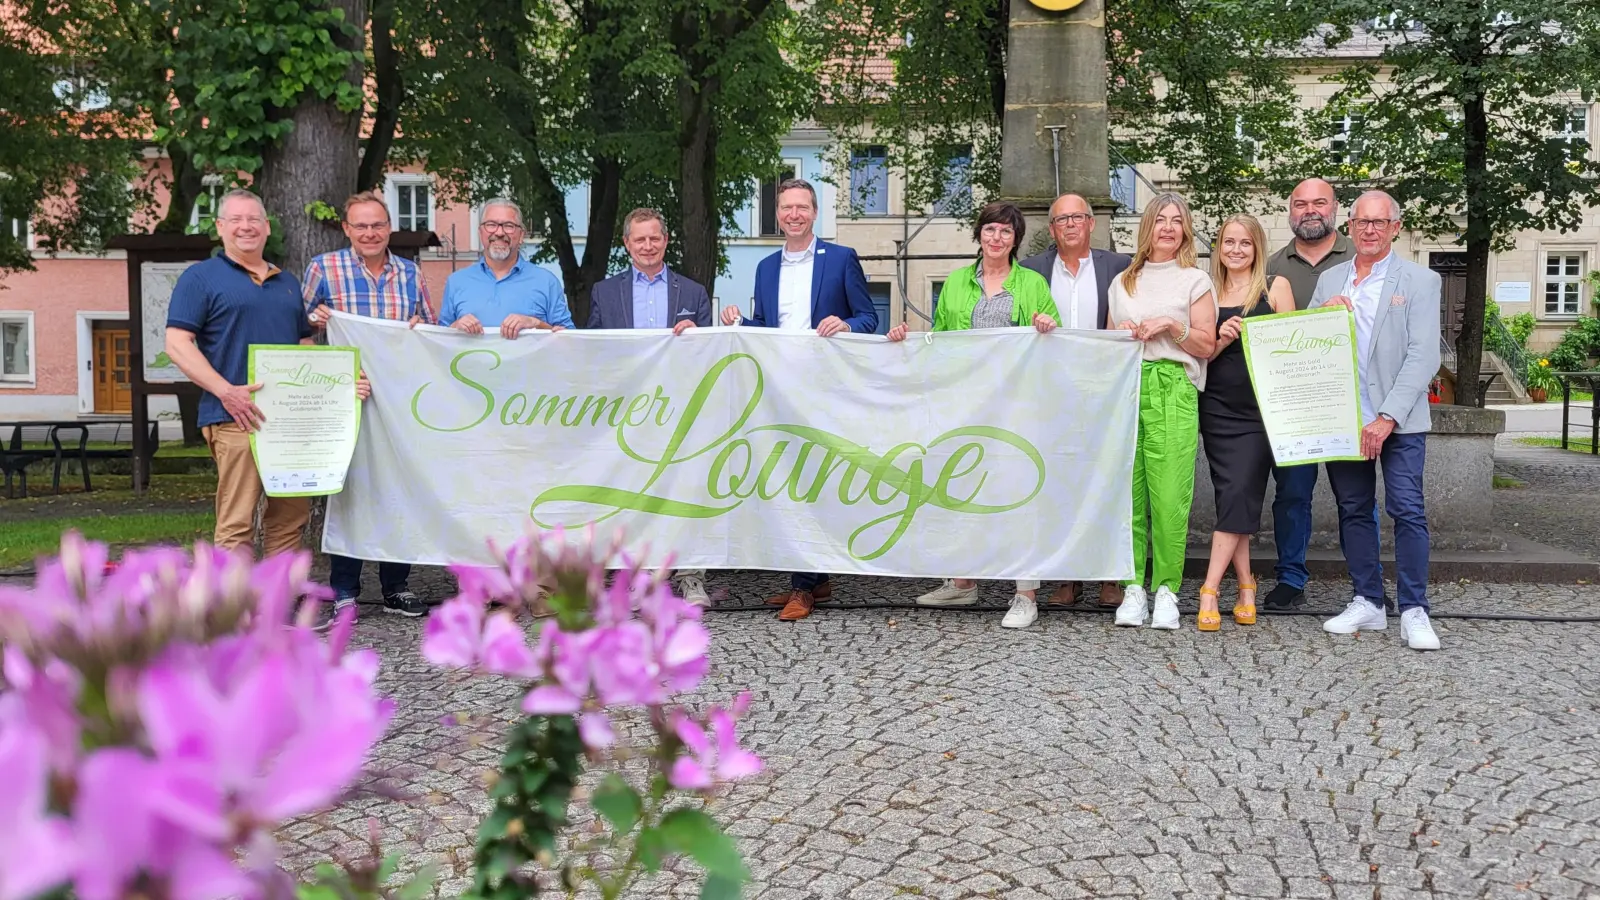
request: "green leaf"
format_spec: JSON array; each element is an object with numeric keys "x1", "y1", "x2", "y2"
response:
[
  {"x1": 592, "y1": 775, "x2": 643, "y2": 834},
  {"x1": 296, "y1": 885, "x2": 341, "y2": 900},
  {"x1": 700, "y1": 872, "x2": 744, "y2": 900},
  {"x1": 658, "y1": 809, "x2": 747, "y2": 880},
  {"x1": 377, "y1": 853, "x2": 400, "y2": 883},
  {"x1": 636, "y1": 826, "x2": 667, "y2": 873},
  {"x1": 395, "y1": 865, "x2": 438, "y2": 900}
]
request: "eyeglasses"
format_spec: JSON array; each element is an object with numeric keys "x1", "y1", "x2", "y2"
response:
[
  {"x1": 980, "y1": 225, "x2": 1016, "y2": 238},
  {"x1": 1351, "y1": 218, "x2": 1397, "y2": 231},
  {"x1": 481, "y1": 221, "x2": 524, "y2": 233},
  {"x1": 1050, "y1": 213, "x2": 1091, "y2": 226},
  {"x1": 347, "y1": 222, "x2": 391, "y2": 233}
]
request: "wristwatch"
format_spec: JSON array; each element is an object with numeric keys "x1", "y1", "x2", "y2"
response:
[{"x1": 1378, "y1": 413, "x2": 1396, "y2": 424}]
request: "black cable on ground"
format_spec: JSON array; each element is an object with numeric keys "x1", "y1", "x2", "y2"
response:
[{"x1": 703, "y1": 602, "x2": 1600, "y2": 624}]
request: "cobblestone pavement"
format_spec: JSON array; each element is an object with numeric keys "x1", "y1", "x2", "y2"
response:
[{"x1": 281, "y1": 572, "x2": 1600, "y2": 900}]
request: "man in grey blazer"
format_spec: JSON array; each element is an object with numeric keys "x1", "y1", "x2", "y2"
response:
[
  {"x1": 587, "y1": 208, "x2": 712, "y2": 605},
  {"x1": 1310, "y1": 190, "x2": 1441, "y2": 651},
  {"x1": 1019, "y1": 192, "x2": 1132, "y2": 609},
  {"x1": 586, "y1": 208, "x2": 713, "y2": 334}
]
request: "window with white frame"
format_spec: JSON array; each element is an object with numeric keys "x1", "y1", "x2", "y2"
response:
[
  {"x1": 1, "y1": 204, "x2": 27, "y2": 248},
  {"x1": 1110, "y1": 164, "x2": 1138, "y2": 211},
  {"x1": 757, "y1": 160, "x2": 801, "y2": 237},
  {"x1": 189, "y1": 176, "x2": 224, "y2": 232},
  {"x1": 389, "y1": 177, "x2": 433, "y2": 232},
  {"x1": 1544, "y1": 251, "x2": 1588, "y2": 317},
  {"x1": 1561, "y1": 106, "x2": 1590, "y2": 162},
  {"x1": 0, "y1": 312, "x2": 33, "y2": 383},
  {"x1": 1328, "y1": 110, "x2": 1364, "y2": 165},
  {"x1": 935, "y1": 145, "x2": 972, "y2": 215},
  {"x1": 849, "y1": 146, "x2": 889, "y2": 216}
]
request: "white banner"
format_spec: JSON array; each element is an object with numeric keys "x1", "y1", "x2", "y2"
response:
[{"x1": 324, "y1": 313, "x2": 1141, "y2": 580}]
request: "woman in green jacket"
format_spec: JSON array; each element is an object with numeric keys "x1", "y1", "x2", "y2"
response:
[{"x1": 887, "y1": 200, "x2": 1059, "y2": 630}]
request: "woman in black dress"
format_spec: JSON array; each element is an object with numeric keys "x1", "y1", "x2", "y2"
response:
[{"x1": 1197, "y1": 214, "x2": 1295, "y2": 632}]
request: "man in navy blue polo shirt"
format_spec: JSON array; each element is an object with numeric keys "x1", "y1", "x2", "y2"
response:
[
  {"x1": 165, "y1": 189, "x2": 371, "y2": 568},
  {"x1": 438, "y1": 198, "x2": 576, "y2": 337}
]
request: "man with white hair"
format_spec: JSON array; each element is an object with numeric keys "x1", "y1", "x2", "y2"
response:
[
  {"x1": 1311, "y1": 190, "x2": 1441, "y2": 651},
  {"x1": 439, "y1": 198, "x2": 575, "y2": 336}
]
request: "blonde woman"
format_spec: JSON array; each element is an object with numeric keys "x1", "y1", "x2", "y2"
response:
[
  {"x1": 1195, "y1": 215, "x2": 1295, "y2": 631},
  {"x1": 1109, "y1": 193, "x2": 1217, "y2": 630}
]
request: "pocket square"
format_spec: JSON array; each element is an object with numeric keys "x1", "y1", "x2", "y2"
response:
[
  {"x1": 1390, "y1": 294, "x2": 1407, "y2": 306},
  {"x1": 677, "y1": 308, "x2": 694, "y2": 315}
]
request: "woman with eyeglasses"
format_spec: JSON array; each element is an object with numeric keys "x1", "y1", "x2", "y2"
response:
[
  {"x1": 1107, "y1": 192, "x2": 1217, "y2": 631},
  {"x1": 1196, "y1": 214, "x2": 1295, "y2": 632},
  {"x1": 887, "y1": 200, "x2": 1060, "y2": 629}
]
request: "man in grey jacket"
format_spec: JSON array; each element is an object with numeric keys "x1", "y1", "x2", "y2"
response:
[
  {"x1": 587, "y1": 208, "x2": 713, "y2": 333},
  {"x1": 1019, "y1": 192, "x2": 1132, "y2": 609},
  {"x1": 1310, "y1": 190, "x2": 1441, "y2": 651},
  {"x1": 587, "y1": 208, "x2": 712, "y2": 605}
]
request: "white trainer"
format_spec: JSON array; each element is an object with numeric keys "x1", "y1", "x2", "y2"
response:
[
  {"x1": 1001, "y1": 594, "x2": 1038, "y2": 629},
  {"x1": 1400, "y1": 608, "x2": 1441, "y2": 651},
  {"x1": 916, "y1": 580, "x2": 978, "y2": 607},
  {"x1": 1114, "y1": 585, "x2": 1148, "y2": 627},
  {"x1": 1149, "y1": 586, "x2": 1180, "y2": 630},
  {"x1": 1323, "y1": 597, "x2": 1387, "y2": 634},
  {"x1": 677, "y1": 573, "x2": 710, "y2": 607}
]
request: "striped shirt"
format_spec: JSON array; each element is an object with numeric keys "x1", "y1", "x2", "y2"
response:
[{"x1": 302, "y1": 248, "x2": 436, "y2": 324}]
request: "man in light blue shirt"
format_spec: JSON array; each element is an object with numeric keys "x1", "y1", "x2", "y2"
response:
[{"x1": 439, "y1": 198, "x2": 575, "y2": 338}]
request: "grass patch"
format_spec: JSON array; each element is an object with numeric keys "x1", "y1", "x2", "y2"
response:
[
  {"x1": 17, "y1": 440, "x2": 212, "y2": 458},
  {"x1": 0, "y1": 511, "x2": 215, "y2": 569},
  {"x1": 1515, "y1": 436, "x2": 1597, "y2": 453},
  {"x1": 1492, "y1": 474, "x2": 1526, "y2": 489}
]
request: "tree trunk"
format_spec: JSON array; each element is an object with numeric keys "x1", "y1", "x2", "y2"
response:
[
  {"x1": 357, "y1": 0, "x2": 403, "y2": 193},
  {"x1": 258, "y1": 0, "x2": 365, "y2": 277},
  {"x1": 155, "y1": 142, "x2": 205, "y2": 234},
  {"x1": 1454, "y1": 84, "x2": 1491, "y2": 409},
  {"x1": 676, "y1": 74, "x2": 720, "y2": 298}
]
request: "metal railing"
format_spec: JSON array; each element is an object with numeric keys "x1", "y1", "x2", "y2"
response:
[{"x1": 1485, "y1": 315, "x2": 1531, "y2": 389}]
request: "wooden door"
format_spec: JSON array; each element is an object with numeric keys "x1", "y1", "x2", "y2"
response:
[
  {"x1": 1428, "y1": 252, "x2": 1468, "y2": 345},
  {"x1": 93, "y1": 328, "x2": 132, "y2": 413}
]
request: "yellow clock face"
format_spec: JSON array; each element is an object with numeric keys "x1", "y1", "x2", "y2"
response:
[{"x1": 1028, "y1": 0, "x2": 1086, "y2": 9}]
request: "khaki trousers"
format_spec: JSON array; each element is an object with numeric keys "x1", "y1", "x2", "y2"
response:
[{"x1": 203, "y1": 423, "x2": 310, "y2": 557}]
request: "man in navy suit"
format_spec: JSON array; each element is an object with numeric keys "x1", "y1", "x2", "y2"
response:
[
  {"x1": 718, "y1": 177, "x2": 877, "y2": 620},
  {"x1": 587, "y1": 208, "x2": 713, "y2": 334},
  {"x1": 588, "y1": 208, "x2": 713, "y2": 607}
]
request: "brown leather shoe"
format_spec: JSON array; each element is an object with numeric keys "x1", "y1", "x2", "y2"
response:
[
  {"x1": 776, "y1": 591, "x2": 816, "y2": 621},
  {"x1": 766, "y1": 581, "x2": 832, "y2": 605},
  {"x1": 1047, "y1": 583, "x2": 1080, "y2": 606},
  {"x1": 1098, "y1": 582, "x2": 1122, "y2": 607}
]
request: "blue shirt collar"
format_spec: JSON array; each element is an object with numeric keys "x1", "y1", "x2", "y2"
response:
[
  {"x1": 633, "y1": 265, "x2": 668, "y2": 285},
  {"x1": 477, "y1": 254, "x2": 524, "y2": 279}
]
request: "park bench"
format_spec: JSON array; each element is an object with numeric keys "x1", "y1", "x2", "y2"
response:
[{"x1": 48, "y1": 422, "x2": 162, "y2": 493}]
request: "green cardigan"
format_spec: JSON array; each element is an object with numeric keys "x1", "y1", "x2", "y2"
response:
[{"x1": 932, "y1": 262, "x2": 1060, "y2": 332}]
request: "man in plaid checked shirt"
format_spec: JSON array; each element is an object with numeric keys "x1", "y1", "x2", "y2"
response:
[{"x1": 302, "y1": 190, "x2": 435, "y2": 620}]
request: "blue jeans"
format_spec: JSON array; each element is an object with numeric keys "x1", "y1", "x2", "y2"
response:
[
  {"x1": 1325, "y1": 433, "x2": 1429, "y2": 613},
  {"x1": 329, "y1": 555, "x2": 412, "y2": 599},
  {"x1": 791, "y1": 572, "x2": 829, "y2": 592},
  {"x1": 1270, "y1": 463, "x2": 1318, "y2": 589}
]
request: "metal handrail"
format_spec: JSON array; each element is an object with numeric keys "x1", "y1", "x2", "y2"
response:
[{"x1": 1485, "y1": 315, "x2": 1530, "y2": 389}]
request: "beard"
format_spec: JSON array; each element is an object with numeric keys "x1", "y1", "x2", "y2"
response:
[
  {"x1": 486, "y1": 242, "x2": 515, "y2": 261},
  {"x1": 1291, "y1": 214, "x2": 1331, "y2": 242}
]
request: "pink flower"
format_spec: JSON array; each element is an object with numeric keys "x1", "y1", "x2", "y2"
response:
[
  {"x1": 0, "y1": 647, "x2": 81, "y2": 774},
  {"x1": 668, "y1": 706, "x2": 763, "y2": 791},
  {"x1": 577, "y1": 712, "x2": 615, "y2": 749},
  {"x1": 421, "y1": 598, "x2": 483, "y2": 668},
  {"x1": 0, "y1": 727, "x2": 76, "y2": 900}
]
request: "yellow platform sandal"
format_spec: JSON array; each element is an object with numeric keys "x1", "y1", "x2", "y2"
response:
[
  {"x1": 1197, "y1": 585, "x2": 1222, "y2": 632},
  {"x1": 1233, "y1": 578, "x2": 1258, "y2": 625}
]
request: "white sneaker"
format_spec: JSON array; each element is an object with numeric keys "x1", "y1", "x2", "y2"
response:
[
  {"x1": 677, "y1": 573, "x2": 710, "y2": 607},
  {"x1": 1114, "y1": 585, "x2": 1148, "y2": 627},
  {"x1": 1400, "y1": 608, "x2": 1440, "y2": 651},
  {"x1": 1149, "y1": 586, "x2": 1180, "y2": 630},
  {"x1": 1323, "y1": 597, "x2": 1387, "y2": 634},
  {"x1": 1001, "y1": 594, "x2": 1038, "y2": 629},
  {"x1": 916, "y1": 580, "x2": 978, "y2": 607}
]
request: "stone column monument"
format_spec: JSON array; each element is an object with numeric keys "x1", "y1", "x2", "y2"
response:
[{"x1": 999, "y1": 0, "x2": 1116, "y2": 251}]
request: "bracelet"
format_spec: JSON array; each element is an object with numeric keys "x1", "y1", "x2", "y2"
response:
[{"x1": 1176, "y1": 322, "x2": 1189, "y2": 344}]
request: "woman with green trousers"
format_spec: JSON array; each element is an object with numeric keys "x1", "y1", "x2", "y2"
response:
[
  {"x1": 1107, "y1": 192, "x2": 1217, "y2": 630},
  {"x1": 887, "y1": 200, "x2": 1060, "y2": 630}
]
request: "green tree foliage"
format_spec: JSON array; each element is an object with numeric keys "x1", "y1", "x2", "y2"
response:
[{"x1": 1314, "y1": 1, "x2": 1600, "y2": 405}]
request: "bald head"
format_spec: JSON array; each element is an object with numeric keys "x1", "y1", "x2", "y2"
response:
[
  {"x1": 1048, "y1": 193, "x2": 1095, "y2": 258},
  {"x1": 1287, "y1": 178, "x2": 1338, "y2": 244}
]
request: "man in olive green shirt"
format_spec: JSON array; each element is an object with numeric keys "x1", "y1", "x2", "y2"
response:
[{"x1": 1262, "y1": 178, "x2": 1356, "y2": 611}]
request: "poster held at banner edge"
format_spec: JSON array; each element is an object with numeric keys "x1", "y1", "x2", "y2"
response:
[{"x1": 324, "y1": 313, "x2": 1141, "y2": 580}]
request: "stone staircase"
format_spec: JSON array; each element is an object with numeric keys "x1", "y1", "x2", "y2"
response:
[{"x1": 1482, "y1": 354, "x2": 1521, "y2": 404}]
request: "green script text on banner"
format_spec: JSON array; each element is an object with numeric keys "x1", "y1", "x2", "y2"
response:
[{"x1": 323, "y1": 313, "x2": 1140, "y2": 580}]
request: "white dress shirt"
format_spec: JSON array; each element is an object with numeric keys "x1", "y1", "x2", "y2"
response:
[
  {"x1": 1050, "y1": 252, "x2": 1099, "y2": 329},
  {"x1": 777, "y1": 238, "x2": 816, "y2": 332},
  {"x1": 1345, "y1": 250, "x2": 1393, "y2": 424}
]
